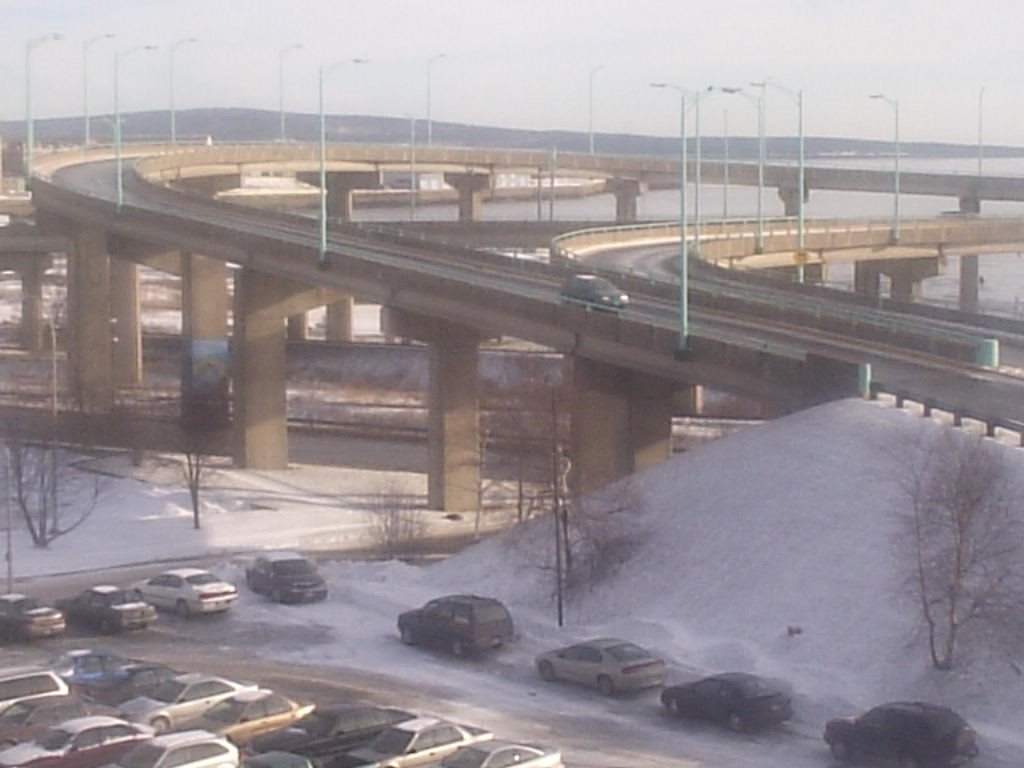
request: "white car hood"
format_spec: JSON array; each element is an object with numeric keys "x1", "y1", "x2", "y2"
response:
[{"x1": 0, "y1": 742, "x2": 60, "y2": 765}]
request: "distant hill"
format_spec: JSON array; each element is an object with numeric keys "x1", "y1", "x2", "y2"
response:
[{"x1": 3, "y1": 107, "x2": 1023, "y2": 161}]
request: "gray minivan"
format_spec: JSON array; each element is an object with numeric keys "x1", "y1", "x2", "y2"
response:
[{"x1": 398, "y1": 595, "x2": 514, "y2": 657}]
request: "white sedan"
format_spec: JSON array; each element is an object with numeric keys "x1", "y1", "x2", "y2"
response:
[
  {"x1": 132, "y1": 568, "x2": 238, "y2": 616},
  {"x1": 441, "y1": 741, "x2": 563, "y2": 768},
  {"x1": 120, "y1": 673, "x2": 258, "y2": 733}
]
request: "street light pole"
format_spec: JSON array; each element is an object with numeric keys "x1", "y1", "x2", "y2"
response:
[
  {"x1": 651, "y1": 83, "x2": 689, "y2": 350},
  {"x1": 278, "y1": 43, "x2": 302, "y2": 142},
  {"x1": 764, "y1": 81, "x2": 806, "y2": 281},
  {"x1": 588, "y1": 65, "x2": 604, "y2": 155},
  {"x1": 169, "y1": 37, "x2": 197, "y2": 144},
  {"x1": 722, "y1": 108, "x2": 729, "y2": 219},
  {"x1": 426, "y1": 53, "x2": 445, "y2": 147},
  {"x1": 870, "y1": 93, "x2": 900, "y2": 242},
  {"x1": 83, "y1": 34, "x2": 114, "y2": 146},
  {"x1": 115, "y1": 45, "x2": 158, "y2": 212},
  {"x1": 977, "y1": 86, "x2": 985, "y2": 177},
  {"x1": 319, "y1": 58, "x2": 367, "y2": 267},
  {"x1": 721, "y1": 86, "x2": 763, "y2": 252},
  {"x1": 25, "y1": 33, "x2": 63, "y2": 188},
  {"x1": 409, "y1": 115, "x2": 417, "y2": 221}
]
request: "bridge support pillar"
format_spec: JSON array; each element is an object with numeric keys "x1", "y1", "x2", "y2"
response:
[
  {"x1": 959, "y1": 195, "x2": 981, "y2": 214},
  {"x1": 287, "y1": 313, "x2": 307, "y2": 341},
  {"x1": 326, "y1": 296, "x2": 354, "y2": 342},
  {"x1": 569, "y1": 359, "x2": 674, "y2": 497},
  {"x1": 110, "y1": 260, "x2": 142, "y2": 387},
  {"x1": 959, "y1": 254, "x2": 979, "y2": 313},
  {"x1": 605, "y1": 179, "x2": 647, "y2": 223},
  {"x1": 67, "y1": 227, "x2": 114, "y2": 413},
  {"x1": 20, "y1": 261, "x2": 45, "y2": 353},
  {"x1": 182, "y1": 252, "x2": 228, "y2": 341},
  {"x1": 231, "y1": 268, "x2": 291, "y2": 469},
  {"x1": 778, "y1": 185, "x2": 809, "y2": 217},
  {"x1": 885, "y1": 257, "x2": 939, "y2": 302},
  {"x1": 445, "y1": 173, "x2": 491, "y2": 222},
  {"x1": 854, "y1": 261, "x2": 883, "y2": 297}
]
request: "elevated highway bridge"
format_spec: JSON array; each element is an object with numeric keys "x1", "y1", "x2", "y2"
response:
[{"x1": 7, "y1": 143, "x2": 1024, "y2": 509}]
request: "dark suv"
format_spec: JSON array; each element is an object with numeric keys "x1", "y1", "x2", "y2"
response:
[
  {"x1": 560, "y1": 273, "x2": 629, "y2": 311},
  {"x1": 397, "y1": 595, "x2": 513, "y2": 657},
  {"x1": 245, "y1": 553, "x2": 328, "y2": 604},
  {"x1": 824, "y1": 701, "x2": 979, "y2": 767}
]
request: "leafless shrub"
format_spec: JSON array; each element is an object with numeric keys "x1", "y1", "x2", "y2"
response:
[
  {"x1": 892, "y1": 426, "x2": 1024, "y2": 669},
  {"x1": 369, "y1": 479, "x2": 426, "y2": 558}
]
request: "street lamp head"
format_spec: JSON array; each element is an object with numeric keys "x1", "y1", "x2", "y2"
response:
[
  {"x1": 719, "y1": 86, "x2": 742, "y2": 94},
  {"x1": 51, "y1": 33, "x2": 65, "y2": 41},
  {"x1": 869, "y1": 93, "x2": 884, "y2": 99}
]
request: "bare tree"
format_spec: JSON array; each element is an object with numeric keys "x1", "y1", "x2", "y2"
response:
[
  {"x1": 894, "y1": 427, "x2": 1024, "y2": 669},
  {"x1": 369, "y1": 478, "x2": 426, "y2": 558},
  {"x1": 3, "y1": 434, "x2": 102, "y2": 548}
]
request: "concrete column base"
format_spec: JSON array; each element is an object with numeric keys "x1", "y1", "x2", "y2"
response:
[
  {"x1": 287, "y1": 313, "x2": 308, "y2": 341},
  {"x1": 884, "y1": 257, "x2": 939, "y2": 303},
  {"x1": 20, "y1": 261, "x2": 45, "y2": 353},
  {"x1": 326, "y1": 296, "x2": 354, "y2": 342},
  {"x1": 67, "y1": 227, "x2": 114, "y2": 413},
  {"x1": 444, "y1": 173, "x2": 491, "y2": 222},
  {"x1": 605, "y1": 179, "x2": 647, "y2": 223}
]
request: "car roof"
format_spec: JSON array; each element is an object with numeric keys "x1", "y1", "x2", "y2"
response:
[
  {"x1": 0, "y1": 593, "x2": 29, "y2": 602},
  {"x1": 258, "y1": 551, "x2": 307, "y2": 562},
  {"x1": 88, "y1": 585, "x2": 121, "y2": 594},
  {"x1": 431, "y1": 594, "x2": 502, "y2": 605},
  {"x1": 170, "y1": 672, "x2": 229, "y2": 684},
  {"x1": 55, "y1": 715, "x2": 132, "y2": 732},
  {"x1": 388, "y1": 717, "x2": 441, "y2": 732},
  {"x1": 872, "y1": 701, "x2": 966, "y2": 721},
  {"x1": 577, "y1": 637, "x2": 631, "y2": 649},
  {"x1": 149, "y1": 729, "x2": 229, "y2": 748},
  {"x1": 14, "y1": 695, "x2": 78, "y2": 710},
  {"x1": 228, "y1": 689, "x2": 276, "y2": 703},
  {"x1": 158, "y1": 568, "x2": 213, "y2": 579},
  {"x1": 459, "y1": 741, "x2": 542, "y2": 755}
]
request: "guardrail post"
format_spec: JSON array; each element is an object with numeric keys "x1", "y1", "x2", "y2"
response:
[{"x1": 857, "y1": 362, "x2": 872, "y2": 399}]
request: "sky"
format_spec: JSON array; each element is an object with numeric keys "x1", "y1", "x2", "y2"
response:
[{"x1": 2, "y1": 1, "x2": 1024, "y2": 146}]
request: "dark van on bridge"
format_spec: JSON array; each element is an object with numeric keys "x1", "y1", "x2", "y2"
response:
[{"x1": 560, "y1": 273, "x2": 630, "y2": 312}]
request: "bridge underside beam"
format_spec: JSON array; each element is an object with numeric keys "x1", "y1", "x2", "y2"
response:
[{"x1": 444, "y1": 173, "x2": 492, "y2": 222}]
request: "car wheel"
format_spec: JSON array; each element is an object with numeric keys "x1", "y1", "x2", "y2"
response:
[
  {"x1": 151, "y1": 716, "x2": 171, "y2": 734},
  {"x1": 400, "y1": 625, "x2": 417, "y2": 645},
  {"x1": 451, "y1": 638, "x2": 467, "y2": 657},
  {"x1": 597, "y1": 675, "x2": 615, "y2": 696},
  {"x1": 538, "y1": 661, "x2": 556, "y2": 682},
  {"x1": 727, "y1": 712, "x2": 745, "y2": 732},
  {"x1": 829, "y1": 740, "x2": 851, "y2": 762},
  {"x1": 175, "y1": 600, "x2": 190, "y2": 618}
]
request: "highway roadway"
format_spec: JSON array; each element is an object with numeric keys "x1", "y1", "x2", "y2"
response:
[{"x1": 37, "y1": 155, "x2": 1024, "y2": 428}]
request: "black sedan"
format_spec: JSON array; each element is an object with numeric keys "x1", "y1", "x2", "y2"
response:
[
  {"x1": 56, "y1": 586, "x2": 158, "y2": 633},
  {"x1": 660, "y1": 673, "x2": 793, "y2": 732},
  {"x1": 824, "y1": 701, "x2": 979, "y2": 767},
  {"x1": 78, "y1": 661, "x2": 179, "y2": 706},
  {"x1": 247, "y1": 705, "x2": 414, "y2": 761}
]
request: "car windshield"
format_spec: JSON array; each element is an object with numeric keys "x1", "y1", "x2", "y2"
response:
[
  {"x1": 606, "y1": 643, "x2": 651, "y2": 662},
  {"x1": 368, "y1": 728, "x2": 413, "y2": 755},
  {"x1": 441, "y1": 746, "x2": 488, "y2": 768},
  {"x1": 185, "y1": 573, "x2": 221, "y2": 586},
  {"x1": 205, "y1": 698, "x2": 246, "y2": 723},
  {"x1": 117, "y1": 743, "x2": 164, "y2": 768},
  {"x1": 107, "y1": 590, "x2": 140, "y2": 605},
  {"x1": 36, "y1": 728, "x2": 73, "y2": 751},
  {"x1": 149, "y1": 680, "x2": 188, "y2": 703},
  {"x1": 271, "y1": 560, "x2": 315, "y2": 576}
]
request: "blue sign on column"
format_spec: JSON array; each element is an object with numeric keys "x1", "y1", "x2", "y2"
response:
[{"x1": 182, "y1": 339, "x2": 230, "y2": 429}]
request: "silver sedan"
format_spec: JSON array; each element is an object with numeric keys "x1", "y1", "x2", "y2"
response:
[
  {"x1": 535, "y1": 637, "x2": 665, "y2": 696},
  {"x1": 442, "y1": 741, "x2": 563, "y2": 768}
]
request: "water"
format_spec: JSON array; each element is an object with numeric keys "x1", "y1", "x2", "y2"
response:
[{"x1": 350, "y1": 157, "x2": 1024, "y2": 318}]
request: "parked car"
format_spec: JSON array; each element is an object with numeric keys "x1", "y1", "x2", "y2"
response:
[
  {"x1": 108, "y1": 729, "x2": 239, "y2": 768},
  {"x1": 397, "y1": 595, "x2": 514, "y2": 657},
  {"x1": 132, "y1": 569, "x2": 238, "y2": 617},
  {"x1": 0, "y1": 594, "x2": 66, "y2": 641},
  {"x1": 440, "y1": 741, "x2": 563, "y2": 768},
  {"x1": 78, "y1": 662, "x2": 179, "y2": 707},
  {"x1": 181, "y1": 690, "x2": 314, "y2": 747},
  {"x1": 120, "y1": 674, "x2": 258, "y2": 734},
  {"x1": 560, "y1": 274, "x2": 629, "y2": 312},
  {"x1": 56, "y1": 587, "x2": 158, "y2": 634},
  {"x1": 52, "y1": 650, "x2": 135, "y2": 689},
  {"x1": 332, "y1": 717, "x2": 492, "y2": 768},
  {"x1": 246, "y1": 705, "x2": 414, "y2": 760},
  {"x1": 0, "y1": 667, "x2": 70, "y2": 716},
  {"x1": 0, "y1": 715, "x2": 153, "y2": 768},
  {"x1": 245, "y1": 554, "x2": 327, "y2": 604},
  {"x1": 535, "y1": 638, "x2": 665, "y2": 696},
  {"x1": 240, "y1": 752, "x2": 311, "y2": 768},
  {"x1": 660, "y1": 673, "x2": 793, "y2": 732},
  {"x1": 824, "y1": 701, "x2": 979, "y2": 767},
  {"x1": 0, "y1": 696, "x2": 99, "y2": 748}
]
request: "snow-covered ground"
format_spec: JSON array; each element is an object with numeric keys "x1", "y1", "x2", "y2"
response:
[{"x1": 4, "y1": 398, "x2": 1024, "y2": 766}]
